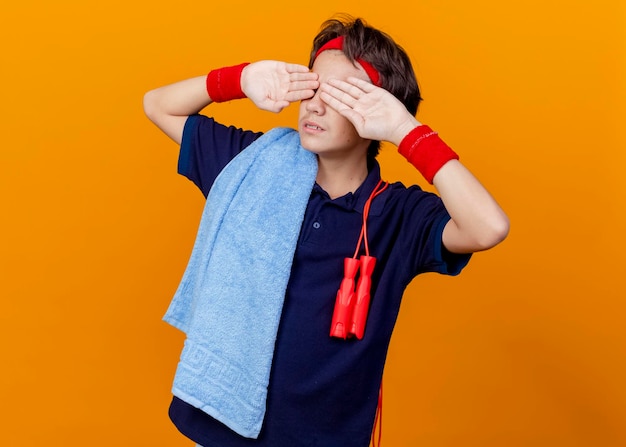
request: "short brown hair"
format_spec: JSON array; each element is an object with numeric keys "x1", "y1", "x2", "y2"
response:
[{"x1": 309, "y1": 15, "x2": 422, "y2": 160}]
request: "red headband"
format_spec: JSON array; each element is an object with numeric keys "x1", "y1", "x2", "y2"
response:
[{"x1": 314, "y1": 36, "x2": 381, "y2": 87}]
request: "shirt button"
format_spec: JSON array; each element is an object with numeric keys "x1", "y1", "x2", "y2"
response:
[{"x1": 313, "y1": 222, "x2": 321, "y2": 229}]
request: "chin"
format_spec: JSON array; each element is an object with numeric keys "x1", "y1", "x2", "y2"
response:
[
  {"x1": 301, "y1": 145, "x2": 322, "y2": 157},
  {"x1": 298, "y1": 133, "x2": 321, "y2": 154}
]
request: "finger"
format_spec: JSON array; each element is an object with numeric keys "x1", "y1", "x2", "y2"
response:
[
  {"x1": 285, "y1": 63, "x2": 314, "y2": 74},
  {"x1": 262, "y1": 99, "x2": 290, "y2": 113},
  {"x1": 345, "y1": 76, "x2": 377, "y2": 93},
  {"x1": 285, "y1": 89, "x2": 316, "y2": 102},
  {"x1": 325, "y1": 78, "x2": 370, "y2": 99},
  {"x1": 273, "y1": 100, "x2": 290, "y2": 112},
  {"x1": 289, "y1": 71, "x2": 319, "y2": 82},
  {"x1": 320, "y1": 91, "x2": 365, "y2": 127},
  {"x1": 320, "y1": 82, "x2": 359, "y2": 108},
  {"x1": 288, "y1": 80, "x2": 320, "y2": 92},
  {"x1": 319, "y1": 90, "x2": 353, "y2": 114}
]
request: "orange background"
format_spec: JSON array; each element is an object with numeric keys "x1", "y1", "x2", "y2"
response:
[{"x1": 1, "y1": 1, "x2": 625, "y2": 446}]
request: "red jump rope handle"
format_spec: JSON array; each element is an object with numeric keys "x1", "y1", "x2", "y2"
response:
[
  {"x1": 330, "y1": 257, "x2": 360, "y2": 339},
  {"x1": 349, "y1": 255, "x2": 376, "y2": 340}
]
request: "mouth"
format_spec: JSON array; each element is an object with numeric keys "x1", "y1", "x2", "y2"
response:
[{"x1": 303, "y1": 121, "x2": 324, "y2": 132}]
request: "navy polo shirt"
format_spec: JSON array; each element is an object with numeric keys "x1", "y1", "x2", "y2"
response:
[{"x1": 168, "y1": 115, "x2": 471, "y2": 447}]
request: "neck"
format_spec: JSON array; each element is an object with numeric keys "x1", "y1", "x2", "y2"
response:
[{"x1": 315, "y1": 155, "x2": 369, "y2": 199}]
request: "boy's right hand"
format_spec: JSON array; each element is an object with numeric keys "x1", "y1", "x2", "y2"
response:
[{"x1": 242, "y1": 61, "x2": 319, "y2": 113}]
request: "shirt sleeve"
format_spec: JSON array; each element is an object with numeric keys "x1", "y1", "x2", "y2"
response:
[
  {"x1": 177, "y1": 114, "x2": 263, "y2": 197},
  {"x1": 399, "y1": 186, "x2": 471, "y2": 277}
]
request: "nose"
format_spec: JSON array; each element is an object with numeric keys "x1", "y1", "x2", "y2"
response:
[{"x1": 305, "y1": 88, "x2": 325, "y2": 115}]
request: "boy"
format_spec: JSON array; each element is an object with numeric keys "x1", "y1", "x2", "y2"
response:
[{"x1": 144, "y1": 15, "x2": 509, "y2": 447}]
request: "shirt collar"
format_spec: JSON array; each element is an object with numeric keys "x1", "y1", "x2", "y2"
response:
[{"x1": 312, "y1": 161, "x2": 388, "y2": 216}]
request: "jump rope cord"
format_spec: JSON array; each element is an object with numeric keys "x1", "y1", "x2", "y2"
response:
[
  {"x1": 352, "y1": 179, "x2": 389, "y2": 259},
  {"x1": 372, "y1": 382, "x2": 383, "y2": 447},
  {"x1": 353, "y1": 178, "x2": 388, "y2": 447}
]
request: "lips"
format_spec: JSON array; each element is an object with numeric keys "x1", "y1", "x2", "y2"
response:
[{"x1": 302, "y1": 120, "x2": 324, "y2": 132}]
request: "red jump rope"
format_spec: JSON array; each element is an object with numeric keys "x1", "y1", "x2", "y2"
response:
[
  {"x1": 330, "y1": 179, "x2": 388, "y2": 340},
  {"x1": 328, "y1": 179, "x2": 388, "y2": 447}
]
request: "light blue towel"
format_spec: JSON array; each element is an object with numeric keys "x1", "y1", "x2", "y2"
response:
[{"x1": 163, "y1": 127, "x2": 318, "y2": 438}]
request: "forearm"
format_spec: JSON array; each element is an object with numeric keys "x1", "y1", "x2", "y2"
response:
[
  {"x1": 144, "y1": 61, "x2": 318, "y2": 144},
  {"x1": 434, "y1": 160, "x2": 509, "y2": 253},
  {"x1": 143, "y1": 76, "x2": 210, "y2": 144},
  {"x1": 395, "y1": 122, "x2": 509, "y2": 253}
]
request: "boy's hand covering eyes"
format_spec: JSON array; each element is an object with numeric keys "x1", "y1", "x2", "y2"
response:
[
  {"x1": 242, "y1": 61, "x2": 320, "y2": 113},
  {"x1": 320, "y1": 77, "x2": 419, "y2": 145}
]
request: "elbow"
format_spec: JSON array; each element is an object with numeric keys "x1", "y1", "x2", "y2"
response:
[
  {"x1": 492, "y1": 215, "x2": 510, "y2": 246},
  {"x1": 445, "y1": 213, "x2": 510, "y2": 254},
  {"x1": 142, "y1": 89, "x2": 159, "y2": 122},
  {"x1": 478, "y1": 214, "x2": 510, "y2": 250}
]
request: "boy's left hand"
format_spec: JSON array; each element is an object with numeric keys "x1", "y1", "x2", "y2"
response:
[{"x1": 320, "y1": 77, "x2": 420, "y2": 145}]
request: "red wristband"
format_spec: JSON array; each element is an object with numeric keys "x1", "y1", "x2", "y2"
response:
[
  {"x1": 398, "y1": 125, "x2": 459, "y2": 184},
  {"x1": 206, "y1": 62, "x2": 250, "y2": 103}
]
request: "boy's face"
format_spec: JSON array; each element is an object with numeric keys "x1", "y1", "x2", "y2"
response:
[{"x1": 298, "y1": 51, "x2": 371, "y2": 159}]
